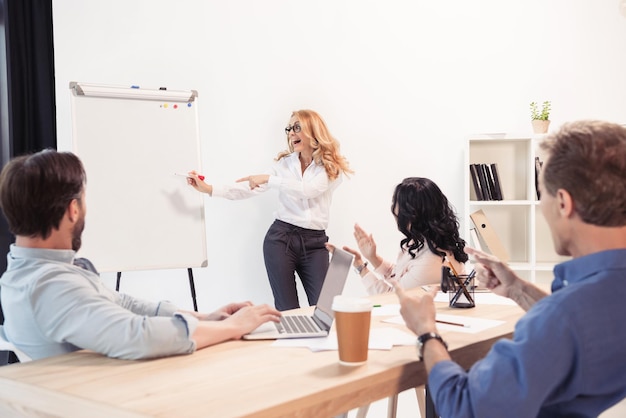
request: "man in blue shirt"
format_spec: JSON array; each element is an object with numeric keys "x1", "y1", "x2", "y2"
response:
[
  {"x1": 394, "y1": 120, "x2": 626, "y2": 417},
  {"x1": 0, "y1": 149, "x2": 281, "y2": 360}
]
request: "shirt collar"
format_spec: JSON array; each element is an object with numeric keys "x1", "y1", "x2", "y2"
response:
[
  {"x1": 552, "y1": 248, "x2": 626, "y2": 292},
  {"x1": 9, "y1": 244, "x2": 77, "y2": 265}
]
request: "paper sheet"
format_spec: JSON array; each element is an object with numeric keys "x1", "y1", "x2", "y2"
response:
[
  {"x1": 383, "y1": 313, "x2": 505, "y2": 334},
  {"x1": 271, "y1": 327, "x2": 415, "y2": 352},
  {"x1": 372, "y1": 304, "x2": 401, "y2": 316}
]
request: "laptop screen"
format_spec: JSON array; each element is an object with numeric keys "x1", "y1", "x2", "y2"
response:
[{"x1": 312, "y1": 247, "x2": 353, "y2": 328}]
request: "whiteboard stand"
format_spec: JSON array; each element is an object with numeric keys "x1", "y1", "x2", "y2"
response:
[
  {"x1": 116, "y1": 269, "x2": 198, "y2": 312},
  {"x1": 187, "y1": 268, "x2": 198, "y2": 311}
]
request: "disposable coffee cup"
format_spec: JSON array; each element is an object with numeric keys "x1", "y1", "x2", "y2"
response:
[{"x1": 332, "y1": 295, "x2": 373, "y2": 366}]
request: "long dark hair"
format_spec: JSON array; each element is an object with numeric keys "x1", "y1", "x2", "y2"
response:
[{"x1": 391, "y1": 177, "x2": 468, "y2": 263}]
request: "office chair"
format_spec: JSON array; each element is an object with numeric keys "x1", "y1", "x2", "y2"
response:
[{"x1": 0, "y1": 325, "x2": 31, "y2": 363}]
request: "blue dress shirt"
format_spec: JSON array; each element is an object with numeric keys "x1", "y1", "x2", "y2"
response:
[{"x1": 429, "y1": 249, "x2": 626, "y2": 418}]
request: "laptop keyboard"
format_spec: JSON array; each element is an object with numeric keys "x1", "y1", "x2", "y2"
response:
[{"x1": 276, "y1": 315, "x2": 321, "y2": 334}]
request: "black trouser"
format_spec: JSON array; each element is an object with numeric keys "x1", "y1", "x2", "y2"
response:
[{"x1": 263, "y1": 220, "x2": 329, "y2": 311}]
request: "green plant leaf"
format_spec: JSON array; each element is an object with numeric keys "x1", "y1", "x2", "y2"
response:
[{"x1": 530, "y1": 100, "x2": 551, "y2": 120}]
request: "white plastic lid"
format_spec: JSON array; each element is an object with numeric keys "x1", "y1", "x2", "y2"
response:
[{"x1": 332, "y1": 295, "x2": 373, "y2": 312}]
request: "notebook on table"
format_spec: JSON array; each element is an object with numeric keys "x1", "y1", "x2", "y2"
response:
[{"x1": 243, "y1": 247, "x2": 353, "y2": 340}]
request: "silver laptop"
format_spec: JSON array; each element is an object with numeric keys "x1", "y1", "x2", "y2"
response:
[{"x1": 243, "y1": 247, "x2": 353, "y2": 340}]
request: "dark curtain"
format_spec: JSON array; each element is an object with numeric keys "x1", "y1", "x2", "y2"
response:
[
  {"x1": 0, "y1": 0, "x2": 56, "y2": 364},
  {"x1": 4, "y1": 0, "x2": 56, "y2": 156}
]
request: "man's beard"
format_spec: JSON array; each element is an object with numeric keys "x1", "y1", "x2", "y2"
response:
[{"x1": 72, "y1": 214, "x2": 85, "y2": 252}]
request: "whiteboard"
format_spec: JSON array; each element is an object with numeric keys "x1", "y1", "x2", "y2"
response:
[{"x1": 68, "y1": 82, "x2": 207, "y2": 272}]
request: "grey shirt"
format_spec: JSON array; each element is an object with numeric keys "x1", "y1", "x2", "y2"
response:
[{"x1": 0, "y1": 245, "x2": 197, "y2": 360}]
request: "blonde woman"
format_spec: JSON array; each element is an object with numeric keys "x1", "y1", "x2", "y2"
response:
[{"x1": 188, "y1": 110, "x2": 352, "y2": 311}]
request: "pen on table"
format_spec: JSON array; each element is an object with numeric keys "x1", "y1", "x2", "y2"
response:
[
  {"x1": 436, "y1": 319, "x2": 470, "y2": 328},
  {"x1": 174, "y1": 173, "x2": 205, "y2": 181},
  {"x1": 373, "y1": 304, "x2": 382, "y2": 308}
]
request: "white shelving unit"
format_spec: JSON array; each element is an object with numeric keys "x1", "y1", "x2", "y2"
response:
[{"x1": 464, "y1": 133, "x2": 569, "y2": 283}]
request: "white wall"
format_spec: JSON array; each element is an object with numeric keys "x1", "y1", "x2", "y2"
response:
[{"x1": 52, "y1": 0, "x2": 626, "y2": 311}]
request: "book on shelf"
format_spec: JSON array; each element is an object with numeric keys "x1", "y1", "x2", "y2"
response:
[
  {"x1": 535, "y1": 157, "x2": 543, "y2": 200},
  {"x1": 469, "y1": 164, "x2": 484, "y2": 200},
  {"x1": 469, "y1": 163, "x2": 503, "y2": 201},
  {"x1": 480, "y1": 164, "x2": 494, "y2": 200},
  {"x1": 475, "y1": 164, "x2": 491, "y2": 200},
  {"x1": 469, "y1": 209, "x2": 509, "y2": 262},
  {"x1": 490, "y1": 163, "x2": 503, "y2": 200},
  {"x1": 483, "y1": 164, "x2": 498, "y2": 200}
]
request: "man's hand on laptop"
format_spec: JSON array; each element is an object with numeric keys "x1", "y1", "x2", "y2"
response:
[
  {"x1": 200, "y1": 302, "x2": 254, "y2": 321},
  {"x1": 191, "y1": 303, "x2": 282, "y2": 347},
  {"x1": 227, "y1": 304, "x2": 282, "y2": 336},
  {"x1": 198, "y1": 302, "x2": 281, "y2": 325}
]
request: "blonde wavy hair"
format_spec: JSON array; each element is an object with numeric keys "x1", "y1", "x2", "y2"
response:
[{"x1": 276, "y1": 109, "x2": 353, "y2": 181}]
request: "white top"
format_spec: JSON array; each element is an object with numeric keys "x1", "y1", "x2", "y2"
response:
[
  {"x1": 211, "y1": 152, "x2": 342, "y2": 230},
  {"x1": 361, "y1": 245, "x2": 465, "y2": 295}
]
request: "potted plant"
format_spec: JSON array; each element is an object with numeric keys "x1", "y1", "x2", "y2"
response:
[{"x1": 530, "y1": 101, "x2": 551, "y2": 134}]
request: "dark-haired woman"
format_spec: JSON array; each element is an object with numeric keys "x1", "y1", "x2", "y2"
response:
[{"x1": 344, "y1": 177, "x2": 466, "y2": 294}]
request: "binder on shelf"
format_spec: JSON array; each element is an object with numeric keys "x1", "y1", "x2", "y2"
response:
[
  {"x1": 535, "y1": 157, "x2": 543, "y2": 200},
  {"x1": 483, "y1": 164, "x2": 497, "y2": 201},
  {"x1": 469, "y1": 228, "x2": 483, "y2": 251},
  {"x1": 469, "y1": 164, "x2": 484, "y2": 200},
  {"x1": 475, "y1": 164, "x2": 492, "y2": 200},
  {"x1": 490, "y1": 163, "x2": 503, "y2": 200},
  {"x1": 469, "y1": 209, "x2": 509, "y2": 262}
]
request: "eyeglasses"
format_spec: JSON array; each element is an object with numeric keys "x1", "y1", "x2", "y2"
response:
[{"x1": 285, "y1": 123, "x2": 301, "y2": 135}]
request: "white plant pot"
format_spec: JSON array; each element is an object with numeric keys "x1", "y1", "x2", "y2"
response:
[{"x1": 532, "y1": 120, "x2": 550, "y2": 134}]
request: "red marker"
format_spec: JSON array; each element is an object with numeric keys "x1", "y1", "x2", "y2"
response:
[{"x1": 174, "y1": 173, "x2": 205, "y2": 181}]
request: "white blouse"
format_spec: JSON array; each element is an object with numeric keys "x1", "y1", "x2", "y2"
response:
[
  {"x1": 211, "y1": 152, "x2": 342, "y2": 230},
  {"x1": 361, "y1": 245, "x2": 466, "y2": 295}
]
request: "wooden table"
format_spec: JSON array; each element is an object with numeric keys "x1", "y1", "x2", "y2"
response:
[{"x1": 0, "y1": 290, "x2": 524, "y2": 418}]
